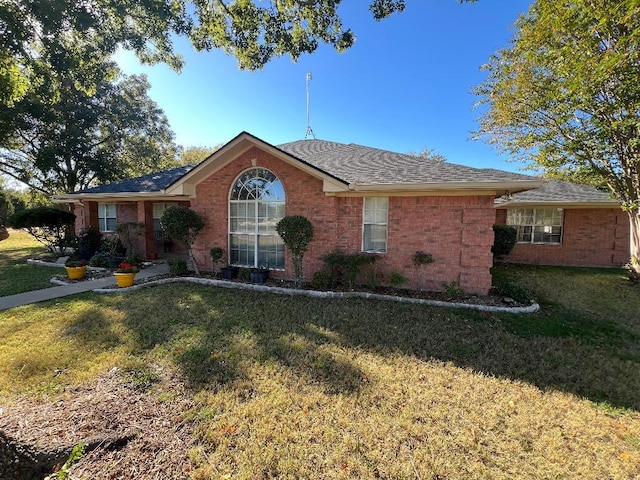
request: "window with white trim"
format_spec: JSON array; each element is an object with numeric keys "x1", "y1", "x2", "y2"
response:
[
  {"x1": 362, "y1": 197, "x2": 388, "y2": 253},
  {"x1": 507, "y1": 208, "x2": 563, "y2": 244},
  {"x1": 229, "y1": 168, "x2": 285, "y2": 269},
  {"x1": 98, "y1": 203, "x2": 117, "y2": 232},
  {"x1": 153, "y1": 203, "x2": 173, "y2": 232}
]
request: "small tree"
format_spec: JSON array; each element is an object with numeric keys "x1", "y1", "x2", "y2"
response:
[
  {"x1": 160, "y1": 205, "x2": 205, "y2": 275},
  {"x1": 8, "y1": 206, "x2": 75, "y2": 255},
  {"x1": 412, "y1": 250, "x2": 434, "y2": 291},
  {"x1": 116, "y1": 221, "x2": 145, "y2": 256},
  {"x1": 276, "y1": 215, "x2": 314, "y2": 287}
]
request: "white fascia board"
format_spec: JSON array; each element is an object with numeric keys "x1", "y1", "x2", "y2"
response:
[
  {"x1": 346, "y1": 180, "x2": 545, "y2": 195},
  {"x1": 495, "y1": 200, "x2": 621, "y2": 209}
]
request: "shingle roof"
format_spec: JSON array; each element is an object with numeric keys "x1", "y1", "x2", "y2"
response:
[
  {"x1": 74, "y1": 164, "x2": 197, "y2": 194},
  {"x1": 277, "y1": 140, "x2": 535, "y2": 185},
  {"x1": 65, "y1": 135, "x2": 540, "y2": 197},
  {"x1": 495, "y1": 180, "x2": 618, "y2": 206}
]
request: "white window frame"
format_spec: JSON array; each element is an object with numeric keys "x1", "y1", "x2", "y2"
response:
[
  {"x1": 507, "y1": 208, "x2": 564, "y2": 244},
  {"x1": 362, "y1": 197, "x2": 388, "y2": 253},
  {"x1": 98, "y1": 203, "x2": 117, "y2": 232},
  {"x1": 153, "y1": 203, "x2": 172, "y2": 232},
  {"x1": 228, "y1": 168, "x2": 285, "y2": 270}
]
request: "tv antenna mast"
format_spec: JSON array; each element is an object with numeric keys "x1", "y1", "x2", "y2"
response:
[{"x1": 305, "y1": 72, "x2": 316, "y2": 139}]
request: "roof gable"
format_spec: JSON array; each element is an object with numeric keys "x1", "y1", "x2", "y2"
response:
[{"x1": 54, "y1": 131, "x2": 545, "y2": 201}]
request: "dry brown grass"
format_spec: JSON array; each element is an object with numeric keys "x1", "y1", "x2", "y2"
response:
[{"x1": 1, "y1": 263, "x2": 639, "y2": 478}]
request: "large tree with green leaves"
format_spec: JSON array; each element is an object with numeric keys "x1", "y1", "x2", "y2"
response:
[
  {"x1": 2, "y1": 0, "x2": 476, "y2": 87},
  {"x1": 0, "y1": 34, "x2": 179, "y2": 196},
  {"x1": 475, "y1": 0, "x2": 640, "y2": 275}
]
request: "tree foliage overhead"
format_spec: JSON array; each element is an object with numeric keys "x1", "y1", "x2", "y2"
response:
[
  {"x1": 475, "y1": 0, "x2": 640, "y2": 272},
  {"x1": 0, "y1": 33, "x2": 180, "y2": 196},
  {"x1": 2, "y1": 0, "x2": 475, "y2": 82}
]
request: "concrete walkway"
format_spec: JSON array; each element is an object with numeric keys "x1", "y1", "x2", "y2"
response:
[{"x1": 0, "y1": 263, "x2": 169, "y2": 312}]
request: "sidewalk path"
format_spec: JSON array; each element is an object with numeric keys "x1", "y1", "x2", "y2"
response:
[{"x1": 0, "y1": 263, "x2": 169, "y2": 312}]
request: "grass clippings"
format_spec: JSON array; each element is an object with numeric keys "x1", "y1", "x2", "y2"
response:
[{"x1": 0, "y1": 364, "x2": 195, "y2": 479}]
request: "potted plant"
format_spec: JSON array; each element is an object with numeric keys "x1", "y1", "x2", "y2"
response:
[
  {"x1": 113, "y1": 262, "x2": 138, "y2": 288},
  {"x1": 210, "y1": 247, "x2": 225, "y2": 273},
  {"x1": 64, "y1": 258, "x2": 88, "y2": 280},
  {"x1": 250, "y1": 265, "x2": 269, "y2": 283},
  {"x1": 221, "y1": 264, "x2": 239, "y2": 280}
]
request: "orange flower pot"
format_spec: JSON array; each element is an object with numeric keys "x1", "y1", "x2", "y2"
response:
[{"x1": 114, "y1": 272, "x2": 136, "y2": 288}]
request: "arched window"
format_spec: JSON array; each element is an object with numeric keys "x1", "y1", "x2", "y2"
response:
[{"x1": 229, "y1": 168, "x2": 285, "y2": 269}]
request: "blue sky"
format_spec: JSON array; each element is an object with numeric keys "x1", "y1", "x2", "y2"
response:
[{"x1": 116, "y1": 1, "x2": 534, "y2": 172}]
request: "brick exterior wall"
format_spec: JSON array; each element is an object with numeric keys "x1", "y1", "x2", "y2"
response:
[
  {"x1": 71, "y1": 147, "x2": 500, "y2": 294},
  {"x1": 188, "y1": 147, "x2": 496, "y2": 295},
  {"x1": 495, "y1": 207, "x2": 630, "y2": 267},
  {"x1": 73, "y1": 200, "x2": 189, "y2": 258}
]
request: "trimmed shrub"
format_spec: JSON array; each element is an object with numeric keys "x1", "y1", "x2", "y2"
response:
[
  {"x1": 493, "y1": 281, "x2": 534, "y2": 303},
  {"x1": 160, "y1": 205, "x2": 205, "y2": 275},
  {"x1": 388, "y1": 271, "x2": 407, "y2": 287},
  {"x1": 312, "y1": 270, "x2": 332, "y2": 290},
  {"x1": 492, "y1": 224, "x2": 517, "y2": 257},
  {"x1": 276, "y1": 215, "x2": 314, "y2": 287},
  {"x1": 8, "y1": 206, "x2": 75, "y2": 254},
  {"x1": 167, "y1": 258, "x2": 188, "y2": 276}
]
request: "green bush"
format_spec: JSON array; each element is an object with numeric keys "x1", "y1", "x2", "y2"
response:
[
  {"x1": 167, "y1": 258, "x2": 188, "y2": 276},
  {"x1": 492, "y1": 224, "x2": 517, "y2": 257},
  {"x1": 387, "y1": 271, "x2": 407, "y2": 287},
  {"x1": 442, "y1": 281, "x2": 463, "y2": 299},
  {"x1": 412, "y1": 250, "x2": 434, "y2": 266},
  {"x1": 312, "y1": 270, "x2": 332, "y2": 290},
  {"x1": 8, "y1": 206, "x2": 76, "y2": 254},
  {"x1": 493, "y1": 281, "x2": 533, "y2": 303},
  {"x1": 322, "y1": 251, "x2": 377, "y2": 288},
  {"x1": 88, "y1": 251, "x2": 110, "y2": 268},
  {"x1": 276, "y1": 215, "x2": 314, "y2": 287},
  {"x1": 161, "y1": 205, "x2": 205, "y2": 275}
]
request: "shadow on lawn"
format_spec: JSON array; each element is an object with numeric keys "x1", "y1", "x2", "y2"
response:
[{"x1": 70, "y1": 284, "x2": 640, "y2": 410}]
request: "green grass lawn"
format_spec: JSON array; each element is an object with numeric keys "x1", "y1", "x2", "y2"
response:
[
  {"x1": 1, "y1": 235, "x2": 640, "y2": 478},
  {"x1": 0, "y1": 229, "x2": 63, "y2": 296}
]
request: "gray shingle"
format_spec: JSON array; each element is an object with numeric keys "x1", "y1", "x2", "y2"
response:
[
  {"x1": 74, "y1": 164, "x2": 197, "y2": 194},
  {"x1": 495, "y1": 180, "x2": 617, "y2": 205},
  {"x1": 277, "y1": 139, "x2": 535, "y2": 184}
]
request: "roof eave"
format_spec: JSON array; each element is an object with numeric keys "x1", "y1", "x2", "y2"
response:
[
  {"x1": 347, "y1": 179, "x2": 545, "y2": 195},
  {"x1": 495, "y1": 200, "x2": 621, "y2": 209},
  {"x1": 52, "y1": 191, "x2": 191, "y2": 203}
]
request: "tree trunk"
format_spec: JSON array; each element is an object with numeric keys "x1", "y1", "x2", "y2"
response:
[
  {"x1": 628, "y1": 210, "x2": 640, "y2": 279},
  {"x1": 188, "y1": 248, "x2": 200, "y2": 275}
]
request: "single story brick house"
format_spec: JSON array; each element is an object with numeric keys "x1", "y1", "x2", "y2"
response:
[
  {"x1": 495, "y1": 181, "x2": 629, "y2": 267},
  {"x1": 56, "y1": 131, "x2": 551, "y2": 295}
]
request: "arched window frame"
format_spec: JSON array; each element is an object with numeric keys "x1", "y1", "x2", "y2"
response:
[{"x1": 228, "y1": 168, "x2": 285, "y2": 269}]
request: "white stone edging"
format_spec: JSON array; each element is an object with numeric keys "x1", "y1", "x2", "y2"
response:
[{"x1": 92, "y1": 276, "x2": 540, "y2": 314}]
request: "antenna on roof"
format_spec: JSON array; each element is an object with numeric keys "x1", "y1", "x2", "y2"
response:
[{"x1": 305, "y1": 72, "x2": 316, "y2": 139}]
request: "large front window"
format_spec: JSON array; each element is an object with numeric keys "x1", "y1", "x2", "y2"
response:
[
  {"x1": 229, "y1": 168, "x2": 285, "y2": 269},
  {"x1": 507, "y1": 208, "x2": 563, "y2": 244}
]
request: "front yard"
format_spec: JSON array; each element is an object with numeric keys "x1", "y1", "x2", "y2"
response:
[{"x1": 1, "y1": 232, "x2": 639, "y2": 478}]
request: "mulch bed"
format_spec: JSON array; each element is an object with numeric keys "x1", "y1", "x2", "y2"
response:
[{"x1": 0, "y1": 366, "x2": 195, "y2": 479}]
